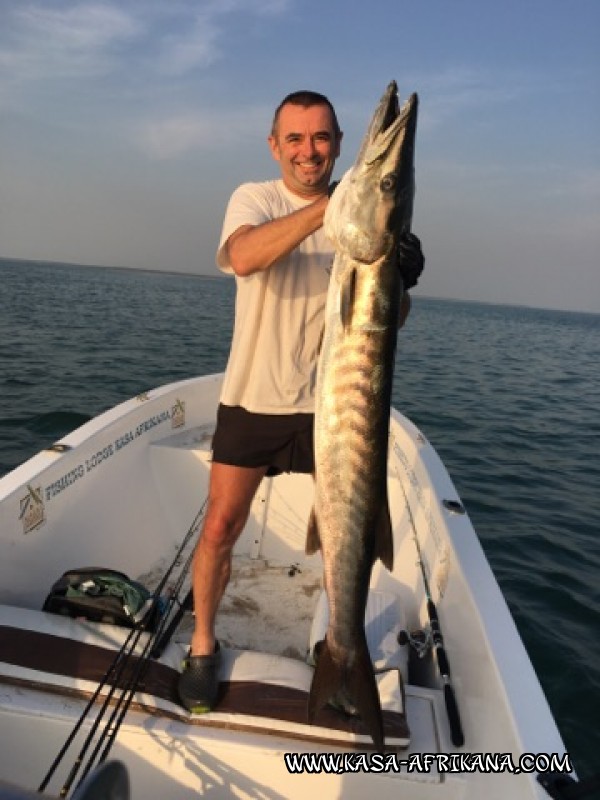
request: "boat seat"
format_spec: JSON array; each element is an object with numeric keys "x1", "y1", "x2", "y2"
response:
[
  {"x1": 191, "y1": 646, "x2": 411, "y2": 750},
  {"x1": 308, "y1": 589, "x2": 409, "y2": 682},
  {"x1": 0, "y1": 605, "x2": 410, "y2": 751}
]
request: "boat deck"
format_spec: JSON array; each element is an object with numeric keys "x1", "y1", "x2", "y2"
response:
[
  {"x1": 195, "y1": 556, "x2": 323, "y2": 662},
  {"x1": 0, "y1": 601, "x2": 451, "y2": 791}
]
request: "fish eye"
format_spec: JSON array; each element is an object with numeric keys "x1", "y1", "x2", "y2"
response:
[{"x1": 380, "y1": 173, "x2": 396, "y2": 192}]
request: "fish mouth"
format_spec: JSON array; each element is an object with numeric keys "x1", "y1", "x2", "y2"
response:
[
  {"x1": 380, "y1": 81, "x2": 400, "y2": 134},
  {"x1": 364, "y1": 81, "x2": 417, "y2": 166}
]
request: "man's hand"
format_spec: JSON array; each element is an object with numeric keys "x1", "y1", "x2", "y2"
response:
[{"x1": 397, "y1": 232, "x2": 424, "y2": 290}]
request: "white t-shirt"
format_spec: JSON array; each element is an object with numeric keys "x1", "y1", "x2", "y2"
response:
[{"x1": 216, "y1": 180, "x2": 334, "y2": 414}]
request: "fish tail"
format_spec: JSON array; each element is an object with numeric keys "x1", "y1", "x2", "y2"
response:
[{"x1": 308, "y1": 637, "x2": 384, "y2": 752}]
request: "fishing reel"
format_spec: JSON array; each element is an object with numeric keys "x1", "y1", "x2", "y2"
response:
[{"x1": 397, "y1": 627, "x2": 433, "y2": 659}]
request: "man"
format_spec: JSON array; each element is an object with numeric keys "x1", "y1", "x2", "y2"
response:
[{"x1": 178, "y1": 90, "x2": 423, "y2": 712}]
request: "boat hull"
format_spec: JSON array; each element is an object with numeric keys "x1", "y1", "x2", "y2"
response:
[{"x1": 0, "y1": 374, "x2": 570, "y2": 799}]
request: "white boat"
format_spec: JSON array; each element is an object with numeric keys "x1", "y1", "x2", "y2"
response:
[{"x1": 0, "y1": 373, "x2": 574, "y2": 799}]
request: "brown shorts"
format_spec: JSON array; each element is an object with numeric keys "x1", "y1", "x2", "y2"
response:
[{"x1": 211, "y1": 404, "x2": 315, "y2": 476}]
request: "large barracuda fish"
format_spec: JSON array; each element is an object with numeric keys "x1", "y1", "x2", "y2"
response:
[{"x1": 307, "y1": 81, "x2": 418, "y2": 751}]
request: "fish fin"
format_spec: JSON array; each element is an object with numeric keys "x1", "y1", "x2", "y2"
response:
[
  {"x1": 339, "y1": 268, "x2": 357, "y2": 329},
  {"x1": 374, "y1": 499, "x2": 394, "y2": 571},
  {"x1": 305, "y1": 508, "x2": 321, "y2": 554},
  {"x1": 308, "y1": 636, "x2": 384, "y2": 753}
]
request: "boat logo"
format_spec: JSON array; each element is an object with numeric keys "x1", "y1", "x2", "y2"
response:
[
  {"x1": 172, "y1": 399, "x2": 185, "y2": 429},
  {"x1": 19, "y1": 484, "x2": 46, "y2": 534}
]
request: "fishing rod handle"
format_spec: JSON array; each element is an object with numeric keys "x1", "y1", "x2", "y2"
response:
[
  {"x1": 427, "y1": 598, "x2": 440, "y2": 627},
  {"x1": 427, "y1": 599, "x2": 443, "y2": 647},
  {"x1": 427, "y1": 599, "x2": 465, "y2": 745},
  {"x1": 427, "y1": 600, "x2": 451, "y2": 676},
  {"x1": 444, "y1": 684, "x2": 465, "y2": 747},
  {"x1": 435, "y1": 641, "x2": 452, "y2": 680}
]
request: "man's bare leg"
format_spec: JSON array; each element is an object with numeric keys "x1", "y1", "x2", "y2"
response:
[{"x1": 190, "y1": 461, "x2": 268, "y2": 656}]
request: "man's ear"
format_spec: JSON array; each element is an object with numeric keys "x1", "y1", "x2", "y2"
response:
[
  {"x1": 334, "y1": 131, "x2": 343, "y2": 159},
  {"x1": 267, "y1": 135, "x2": 281, "y2": 162}
]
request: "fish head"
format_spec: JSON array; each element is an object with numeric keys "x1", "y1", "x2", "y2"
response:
[{"x1": 325, "y1": 82, "x2": 418, "y2": 264}]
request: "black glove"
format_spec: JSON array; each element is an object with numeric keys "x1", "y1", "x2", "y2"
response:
[{"x1": 397, "y1": 232, "x2": 424, "y2": 290}]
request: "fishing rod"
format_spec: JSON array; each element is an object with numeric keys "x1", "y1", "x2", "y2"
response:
[
  {"x1": 396, "y1": 463, "x2": 465, "y2": 747},
  {"x1": 38, "y1": 621, "x2": 144, "y2": 795},
  {"x1": 83, "y1": 545, "x2": 197, "y2": 779},
  {"x1": 151, "y1": 586, "x2": 193, "y2": 659},
  {"x1": 38, "y1": 501, "x2": 206, "y2": 798},
  {"x1": 57, "y1": 514, "x2": 201, "y2": 796}
]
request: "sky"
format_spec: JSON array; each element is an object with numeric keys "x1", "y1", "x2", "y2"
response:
[{"x1": 0, "y1": 0, "x2": 598, "y2": 313}]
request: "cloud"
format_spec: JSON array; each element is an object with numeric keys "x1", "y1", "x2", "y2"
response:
[
  {"x1": 406, "y1": 64, "x2": 585, "y2": 141},
  {"x1": 136, "y1": 106, "x2": 271, "y2": 158},
  {"x1": 153, "y1": 0, "x2": 290, "y2": 75},
  {"x1": 0, "y1": 0, "x2": 291, "y2": 86},
  {"x1": 0, "y1": 3, "x2": 141, "y2": 81},
  {"x1": 411, "y1": 66, "x2": 528, "y2": 133},
  {"x1": 154, "y1": 12, "x2": 221, "y2": 75}
]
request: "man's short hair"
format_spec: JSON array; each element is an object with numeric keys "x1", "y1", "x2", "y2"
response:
[{"x1": 271, "y1": 90, "x2": 341, "y2": 137}]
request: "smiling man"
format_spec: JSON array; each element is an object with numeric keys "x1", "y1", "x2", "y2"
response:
[
  {"x1": 269, "y1": 96, "x2": 342, "y2": 196},
  {"x1": 177, "y1": 90, "x2": 423, "y2": 714}
]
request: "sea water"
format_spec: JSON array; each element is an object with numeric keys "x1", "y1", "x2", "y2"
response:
[{"x1": 1, "y1": 258, "x2": 598, "y2": 779}]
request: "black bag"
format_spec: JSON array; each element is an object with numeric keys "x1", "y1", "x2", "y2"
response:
[{"x1": 43, "y1": 567, "x2": 157, "y2": 630}]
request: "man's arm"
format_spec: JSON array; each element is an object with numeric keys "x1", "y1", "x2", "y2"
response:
[{"x1": 227, "y1": 195, "x2": 329, "y2": 277}]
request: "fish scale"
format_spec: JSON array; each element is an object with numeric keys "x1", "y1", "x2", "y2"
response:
[{"x1": 306, "y1": 82, "x2": 418, "y2": 751}]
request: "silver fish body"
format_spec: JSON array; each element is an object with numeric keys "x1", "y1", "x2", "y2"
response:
[{"x1": 307, "y1": 82, "x2": 418, "y2": 752}]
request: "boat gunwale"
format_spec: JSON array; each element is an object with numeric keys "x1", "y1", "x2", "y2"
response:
[{"x1": 0, "y1": 372, "x2": 572, "y2": 798}]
